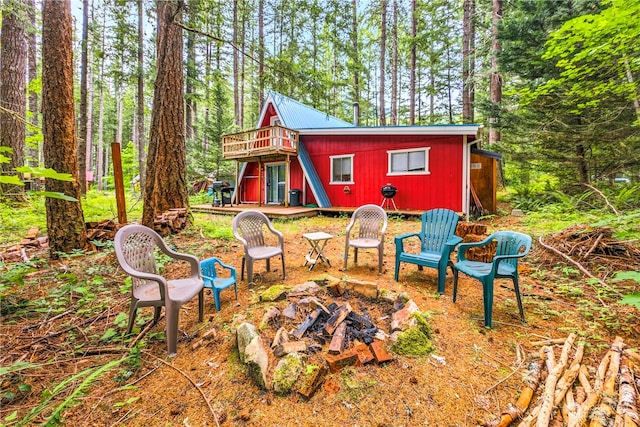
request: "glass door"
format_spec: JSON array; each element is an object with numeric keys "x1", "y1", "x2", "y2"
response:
[{"x1": 266, "y1": 164, "x2": 285, "y2": 204}]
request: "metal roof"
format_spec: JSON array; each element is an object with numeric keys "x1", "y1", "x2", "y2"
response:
[
  {"x1": 299, "y1": 124, "x2": 482, "y2": 137},
  {"x1": 263, "y1": 91, "x2": 353, "y2": 129}
]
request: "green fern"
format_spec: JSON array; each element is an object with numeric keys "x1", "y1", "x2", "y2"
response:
[{"x1": 17, "y1": 357, "x2": 128, "y2": 427}]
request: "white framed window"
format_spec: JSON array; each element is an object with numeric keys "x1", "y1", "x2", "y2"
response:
[
  {"x1": 330, "y1": 154, "x2": 354, "y2": 184},
  {"x1": 387, "y1": 148, "x2": 430, "y2": 175}
]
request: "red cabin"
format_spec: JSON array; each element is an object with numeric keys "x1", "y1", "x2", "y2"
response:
[{"x1": 222, "y1": 91, "x2": 495, "y2": 216}]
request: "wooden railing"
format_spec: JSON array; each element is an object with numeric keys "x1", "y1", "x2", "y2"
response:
[{"x1": 222, "y1": 125, "x2": 299, "y2": 160}]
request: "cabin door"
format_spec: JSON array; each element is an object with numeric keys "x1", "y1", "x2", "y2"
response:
[{"x1": 266, "y1": 163, "x2": 285, "y2": 204}]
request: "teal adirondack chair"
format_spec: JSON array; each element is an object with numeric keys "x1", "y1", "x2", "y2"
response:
[
  {"x1": 394, "y1": 208, "x2": 462, "y2": 294},
  {"x1": 452, "y1": 231, "x2": 532, "y2": 328}
]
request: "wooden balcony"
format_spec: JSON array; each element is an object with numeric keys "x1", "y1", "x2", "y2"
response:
[{"x1": 222, "y1": 125, "x2": 299, "y2": 161}]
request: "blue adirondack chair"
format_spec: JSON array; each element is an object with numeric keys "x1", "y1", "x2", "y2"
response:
[
  {"x1": 452, "y1": 231, "x2": 532, "y2": 328},
  {"x1": 200, "y1": 257, "x2": 238, "y2": 312},
  {"x1": 394, "y1": 208, "x2": 462, "y2": 294}
]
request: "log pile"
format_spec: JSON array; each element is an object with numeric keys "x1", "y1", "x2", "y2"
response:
[
  {"x1": 153, "y1": 208, "x2": 189, "y2": 236},
  {"x1": 537, "y1": 225, "x2": 640, "y2": 276},
  {"x1": 0, "y1": 227, "x2": 45, "y2": 262},
  {"x1": 486, "y1": 334, "x2": 640, "y2": 427},
  {"x1": 457, "y1": 221, "x2": 494, "y2": 262},
  {"x1": 86, "y1": 220, "x2": 121, "y2": 242}
]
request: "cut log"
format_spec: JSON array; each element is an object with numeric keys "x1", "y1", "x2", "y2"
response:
[
  {"x1": 324, "y1": 303, "x2": 352, "y2": 335},
  {"x1": 293, "y1": 309, "x2": 322, "y2": 340},
  {"x1": 488, "y1": 359, "x2": 544, "y2": 427},
  {"x1": 328, "y1": 322, "x2": 347, "y2": 354},
  {"x1": 536, "y1": 333, "x2": 577, "y2": 427},
  {"x1": 588, "y1": 337, "x2": 625, "y2": 427},
  {"x1": 273, "y1": 341, "x2": 308, "y2": 357}
]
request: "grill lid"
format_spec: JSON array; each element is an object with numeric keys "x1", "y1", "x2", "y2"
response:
[{"x1": 381, "y1": 184, "x2": 397, "y2": 198}]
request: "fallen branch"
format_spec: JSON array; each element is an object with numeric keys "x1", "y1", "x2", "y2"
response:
[
  {"x1": 582, "y1": 183, "x2": 619, "y2": 216},
  {"x1": 536, "y1": 333, "x2": 577, "y2": 427},
  {"x1": 589, "y1": 337, "x2": 625, "y2": 427},
  {"x1": 538, "y1": 236, "x2": 621, "y2": 297},
  {"x1": 486, "y1": 359, "x2": 544, "y2": 427},
  {"x1": 142, "y1": 351, "x2": 220, "y2": 427}
]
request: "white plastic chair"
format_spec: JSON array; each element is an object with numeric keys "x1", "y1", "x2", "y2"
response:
[
  {"x1": 343, "y1": 204, "x2": 388, "y2": 275},
  {"x1": 114, "y1": 224, "x2": 204, "y2": 356},
  {"x1": 232, "y1": 210, "x2": 285, "y2": 283}
]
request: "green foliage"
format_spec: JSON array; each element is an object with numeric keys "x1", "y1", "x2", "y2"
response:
[
  {"x1": 15, "y1": 357, "x2": 128, "y2": 426},
  {"x1": 616, "y1": 271, "x2": 640, "y2": 310}
]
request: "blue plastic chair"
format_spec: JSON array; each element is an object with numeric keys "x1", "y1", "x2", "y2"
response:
[
  {"x1": 200, "y1": 257, "x2": 238, "y2": 312},
  {"x1": 452, "y1": 231, "x2": 532, "y2": 328},
  {"x1": 394, "y1": 208, "x2": 462, "y2": 294}
]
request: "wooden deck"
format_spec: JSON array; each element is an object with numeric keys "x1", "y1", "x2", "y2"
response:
[{"x1": 192, "y1": 203, "x2": 425, "y2": 220}]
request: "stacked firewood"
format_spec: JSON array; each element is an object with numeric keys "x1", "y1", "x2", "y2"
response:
[
  {"x1": 86, "y1": 220, "x2": 121, "y2": 242},
  {"x1": 457, "y1": 221, "x2": 494, "y2": 263},
  {"x1": 153, "y1": 208, "x2": 189, "y2": 236},
  {"x1": 0, "y1": 226, "x2": 45, "y2": 262},
  {"x1": 486, "y1": 334, "x2": 640, "y2": 426}
]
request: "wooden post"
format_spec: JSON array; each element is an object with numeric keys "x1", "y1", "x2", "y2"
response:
[
  {"x1": 258, "y1": 160, "x2": 262, "y2": 206},
  {"x1": 111, "y1": 142, "x2": 128, "y2": 224},
  {"x1": 234, "y1": 161, "x2": 239, "y2": 205},
  {"x1": 285, "y1": 155, "x2": 290, "y2": 207}
]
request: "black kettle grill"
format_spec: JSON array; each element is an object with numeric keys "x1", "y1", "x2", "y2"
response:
[{"x1": 380, "y1": 183, "x2": 398, "y2": 210}]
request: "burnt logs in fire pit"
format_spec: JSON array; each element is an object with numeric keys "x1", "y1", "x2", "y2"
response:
[{"x1": 292, "y1": 301, "x2": 379, "y2": 354}]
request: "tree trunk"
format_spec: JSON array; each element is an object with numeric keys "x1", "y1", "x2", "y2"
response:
[
  {"x1": 137, "y1": 0, "x2": 145, "y2": 190},
  {"x1": 185, "y1": 13, "x2": 195, "y2": 140},
  {"x1": 409, "y1": 0, "x2": 416, "y2": 125},
  {"x1": 233, "y1": 0, "x2": 240, "y2": 128},
  {"x1": 390, "y1": 0, "x2": 398, "y2": 126},
  {"x1": 379, "y1": 0, "x2": 387, "y2": 126},
  {"x1": 462, "y1": 0, "x2": 475, "y2": 123},
  {"x1": 42, "y1": 0, "x2": 87, "y2": 257},
  {"x1": 0, "y1": 0, "x2": 28, "y2": 201},
  {"x1": 489, "y1": 0, "x2": 502, "y2": 144},
  {"x1": 77, "y1": 0, "x2": 89, "y2": 195},
  {"x1": 27, "y1": 0, "x2": 39, "y2": 167},
  {"x1": 258, "y1": 0, "x2": 265, "y2": 108},
  {"x1": 142, "y1": 0, "x2": 189, "y2": 228},
  {"x1": 351, "y1": 0, "x2": 360, "y2": 125},
  {"x1": 97, "y1": 10, "x2": 106, "y2": 191}
]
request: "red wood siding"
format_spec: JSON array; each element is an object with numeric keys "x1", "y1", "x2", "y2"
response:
[
  {"x1": 240, "y1": 159, "x2": 306, "y2": 204},
  {"x1": 300, "y1": 134, "x2": 464, "y2": 211},
  {"x1": 260, "y1": 105, "x2": 277, "y2": 127}
]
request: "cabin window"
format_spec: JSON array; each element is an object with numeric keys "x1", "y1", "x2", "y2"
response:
[
  {"x1": 387, "y1": 148, "x2": 430, "y2": 175},
  {"x1": 330, "y1": 155, "x2": 354, "y2": 184}
]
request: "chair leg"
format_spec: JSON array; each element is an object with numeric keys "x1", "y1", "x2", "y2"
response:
[
  {"x1": 241, "y1": 256, "x2": 245, "y2": 281},
  {"x1": 198, "y1": 289, "x2": 204, "y2": 322},
  {"x1": 394, "y1": 258, "x2": 401, "y2": 281},
  {"x1": 247, "y1": 260, "x2": 254, "y2": 284},
  {"x1": 214, "y1": 288, "x2": 221, "y2": 312},
  {"x1": 354, "y1": 248, "x2": 359, "y2": 264},
  {"x1": 512, "y1": 276, "x2": 526, "y2": 322},
  {"x1": 266, "y1": 258, "x2": 271, "y2": 272},
  {"x1": 377, "y1": 247, "x2": 383, "y2": 275},
  {"x1": 343, "y1": 245, "x2": 349, "y2": 270},
  {"x1": 452, "y1": 269, "x2": 459, "y2": 302},
  {"x1": 126, "y1": 302, "x2": 138, "y2": 334},
  {"x1": 482, "y1": 279, "x2": 494, "y2": 329},
  {"x1": 165, "y1": 303, "x2": 179, "y2": 357},
  {"x1": 436, "y1": 267, "x2": 446, "y2": 295},
  {"x1": 281, "y1": 254, "x2": 286, "y2": 279}
]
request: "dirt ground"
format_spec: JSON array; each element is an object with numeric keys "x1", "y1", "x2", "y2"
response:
[{"x1": 1, "y1": 211, "x2": 639, "y2": 427}]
